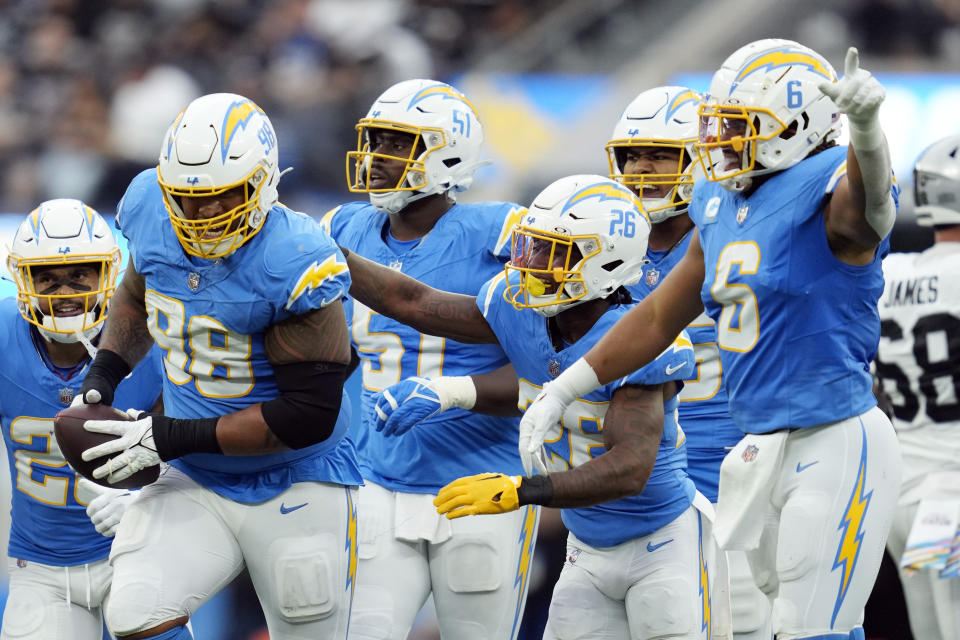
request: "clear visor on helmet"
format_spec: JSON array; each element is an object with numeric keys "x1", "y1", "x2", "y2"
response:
[
  {"x1": 346, "y1": 121, "x2": 446, "y2": 194},
  {"x1": 695, "y1": 103, "x2": 787, "y2": 182},
  {"x1": 605, "y1": 139, "x2": 694, "y2": 216},
  {"x1": 7, "y1": 252, "x2": 119, "y2": 337},
  {"x1": 159, "y1": 166, "x2": 266, "y2": 260},
  {"x1": 503, "y1": 225, "x2": 594, "y2": 312}
]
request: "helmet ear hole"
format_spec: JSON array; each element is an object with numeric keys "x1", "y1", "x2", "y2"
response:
[
  {"x1": 780, "y1": 121, "x2": 798, "y2": 140},
  {"x1": 601, "y1": 259, "x2": 624, "y2": 272}
]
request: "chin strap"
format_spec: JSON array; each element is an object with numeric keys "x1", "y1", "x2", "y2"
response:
[{"x1": 74, "y1": 329, "x2": 98, "y2": 358}]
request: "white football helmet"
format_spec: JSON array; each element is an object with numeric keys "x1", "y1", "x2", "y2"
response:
[
  {"x1": 914, "y1": 133, "x2": 960, "y2": 227},
  {"x1": 504, "y1": 175, "x2": 651, "y2": 317},
  {"x1": 346, "y1": 79, "x2": 484, "y2": 214},
  {"x1": 606, "y1": 86, "x2": 700, "y2": 223},
  {"x1": 6, "y1": 199, "x2": 121, "y2": 344},
  {"x1": 696, "y1": 39, "x2": 841, "y2": 192},
  {"x1": 158, "y1": 93, "x2": 282, "y2": 259}
]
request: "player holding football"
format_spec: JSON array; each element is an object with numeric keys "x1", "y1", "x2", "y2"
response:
[
  {"x1": 0, "y1": 199, "x2": 162, "y2": 639},
  {"x1": 74, "y1": 93, "x2": 362, "y2": 639},
  {"x1": 875, "y1": 133, "x2": 960, "y2": 640},
  {"x1": 341, "y1": 174, "x2": 719, "y2": 639},
  {"x1": 519, "y1": 40, "x2": 902, "y2": 640},
  {"x1": 320, "y1": 79, "x2": 536, "y2": 640}
]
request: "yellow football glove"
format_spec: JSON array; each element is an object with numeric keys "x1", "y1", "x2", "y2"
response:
[{"x1": 434, "y1": 473, "x2": 521, "y2": 519}]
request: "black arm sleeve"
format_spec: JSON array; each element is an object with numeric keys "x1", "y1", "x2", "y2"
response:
[
  {"x1": 260, "y1": 360, "x2": 348, "y2": 449},
  {"x1": 81, "y1": 349, "x2": 132, "y2": 406}
]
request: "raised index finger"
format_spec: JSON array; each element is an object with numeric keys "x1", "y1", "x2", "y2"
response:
[{"x1": 844, "y1": 47, "x2": 860, "y2": 78}]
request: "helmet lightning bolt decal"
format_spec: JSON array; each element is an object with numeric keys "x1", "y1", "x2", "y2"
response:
[
  {"x1": 509, "y1": 506, "x2": 539, "y2": 639},
  {"x1": 165, "y1": 110, "x2": 185, "y2": 161},
  {"x1": 664, "y1": 90, "x2": 700, "y2": 124},
  {"x1": 564, "y1": 183, "x2": 649, "y2": 224},
  {"x1": 221, "y1": 99, "x2": 265, "y2": 163},
  {"x1": 407, "y1": 84, "x2": 480, "y2": 119},
  {"x1": 286, "y1": 254, "x2": 349, "y2": 310},
  {"x1": 831, "y1": 421, "x2": 872, "y2": 627},
  {"x1": 733, "y1": 49, "x2": 836, "y2": 93}
]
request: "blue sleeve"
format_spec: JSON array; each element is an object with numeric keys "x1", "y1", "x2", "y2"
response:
[
  {"x1": 616, "y1": 330, "x2": 695, "y2": 387},
  {"x1": 261, "y1": 223, "x2": 351, "y2": 316},
  {"x1": 476, "y1": 273, "x2": 508, "y2": 334},
  {"x1": 115, "y1": 169, "x2": 164, "y2": 272},
  {"x1": 488, "y1": 202, "x2": 527, "y2": 262}
]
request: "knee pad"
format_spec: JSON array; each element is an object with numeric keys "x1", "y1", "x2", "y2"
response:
[
  {"x1": 546, "y1": 578, "x2": 612, "y2": 638},
  {"x1": 730, "y1": 576, "x2": 771, "y2": 635},
  {"x1": 777, "y1": 492, "x2": 829, "y2": 583},
  {"x1": 626, "y1": 575, "x2": 696, "y2": 638},
  {"x1": 442, "y1": 536, "x2": 502, "y2": 594},
  {"x1": 1, "y1": 587, "x2": 46, "y2": 637},
  {"x1": 346, "y1": 586, "x2": 396, "y2": 640},
  {"x1": 269, "y1": 534, "x2": 339, "y2": 623}
]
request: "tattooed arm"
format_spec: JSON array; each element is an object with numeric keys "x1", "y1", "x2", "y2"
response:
[
  {"x1": 214, "y1": 301, "x2": 352, "y2": 455},
  {"x1": 545, "y1": 382, "x2": 670, "y2": 508},
  {"x1": 97, "y1": 264, "x2": 155, "y2": 367},
  {"x1": 343, "y1": 248, "x2": 498, "y2": 344}
]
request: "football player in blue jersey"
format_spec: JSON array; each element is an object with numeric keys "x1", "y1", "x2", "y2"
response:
[
  {"x1": 520, "y1": 40, "x2": 902, "y2": 640},
  {"x1": 340, "y1": 174, "x2": 719, "y2": 639},
  {"x1": 0, "y1": 199, "x2": 163, "y2": 639},
  {"x1": 876, "y1": 134, "x2": 960, "y2": 640},
  {"x1": 608, "y1": 85, "x2": 768, "y2": 639},
  {"x1": 73, "y1": 93, "x2": 362, "y2": 640},
  {"x1": 323, "y1": 78, "x2": 536, "y2": 640}
]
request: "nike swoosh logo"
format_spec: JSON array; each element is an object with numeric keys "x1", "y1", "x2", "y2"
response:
[
  {"x1": 665, "y1": 363, "x2": 685, "y2": 375},
  {"x1": 647, "y1": 538, "x2": 673, "y2": 552},
  {"x1": 796, "y1": 461, "x2": 819, "y2": 473},
  {"x1": 280, "y1": 502, "x2": 308, "y2": 514}
]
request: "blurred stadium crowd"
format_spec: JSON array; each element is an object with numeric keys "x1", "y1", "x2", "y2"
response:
[
  {"x1": 1, "y1": 0, "x2": 959, "y2": 218},
  {"x1": 0, "y1": 0, "x2": 561, "y2": 215}
]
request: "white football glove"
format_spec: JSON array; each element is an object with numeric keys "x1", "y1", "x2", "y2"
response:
[
  {"x1": 78, "y1": 478, "x2": 138, "y2": 537},
  {"x1": 518, "y1": 389, "x2": 564, "y2": 477},
  {"x1": 82, "y1": 409, "x2": 160, "y2": 484},
  {"x1": 818, "y1": 47, "x2": 886, "y2": 150},
  {"x1": 374, "y1": 376, "x2": 477, "y2": 437},
  {"x1": 518, "y1": 359, "x2": 601, "y2": 477}
]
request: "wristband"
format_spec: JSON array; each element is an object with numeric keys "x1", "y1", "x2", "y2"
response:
[
  {"x1": 517, "y1": 474, "x2": 554, "y2": 507},
  {"x1": 435, "y1": 376, "x2": 477, "y2": 411},
  {"x1": 151, "y1": 414, "x2": 222, "y2": 461},
  {"x1": 551, "y1": 358, "x2": 602, "y2": 404}
]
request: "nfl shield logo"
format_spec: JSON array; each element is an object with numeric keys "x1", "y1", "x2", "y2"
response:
[
  {"x1": 187, "y1": 272, "x2": 201, "y2": 291},
  {"x1": 644, "y1": 268, "x2": 660, "y2": 286},
  {"x1": 548, "y1": 359, "x2": 561, "y2": 378},
  {"x1": 567, "y1": 548, "x2": 581, "y2": 564},
  {"x1": 59, "y1": 387, "x2": 74, "y2": 405},
  {"x1": 737, "y1": 205, "x2": 749, "y2": 224},
  {"x1": 742, "y1": 444, "x2": 759, "y2": 463}
]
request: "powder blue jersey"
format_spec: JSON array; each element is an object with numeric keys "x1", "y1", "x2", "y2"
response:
[
  {"x1": 631, "y1": 231, "x2": 743, "y2": 501},
  {"x1": 118, "y1": 169, "x2": 362, "y2": 502},
  {"x1": 0, "y1": 299, "x2": 162, "y2": 565},
  {"x1": 321, "y1": 200, "x2": 526, "y2": 492},
  {"x1": 689, "y1": 146, "x2": 897, "y2": 434},
  {"x1": 478, "y1": 274, "x2": 696, "y2": 548}
]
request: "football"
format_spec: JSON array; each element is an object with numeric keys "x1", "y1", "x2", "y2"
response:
[{"x1": 54, "y1": 404, "x2": 160, "y2": 489}]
